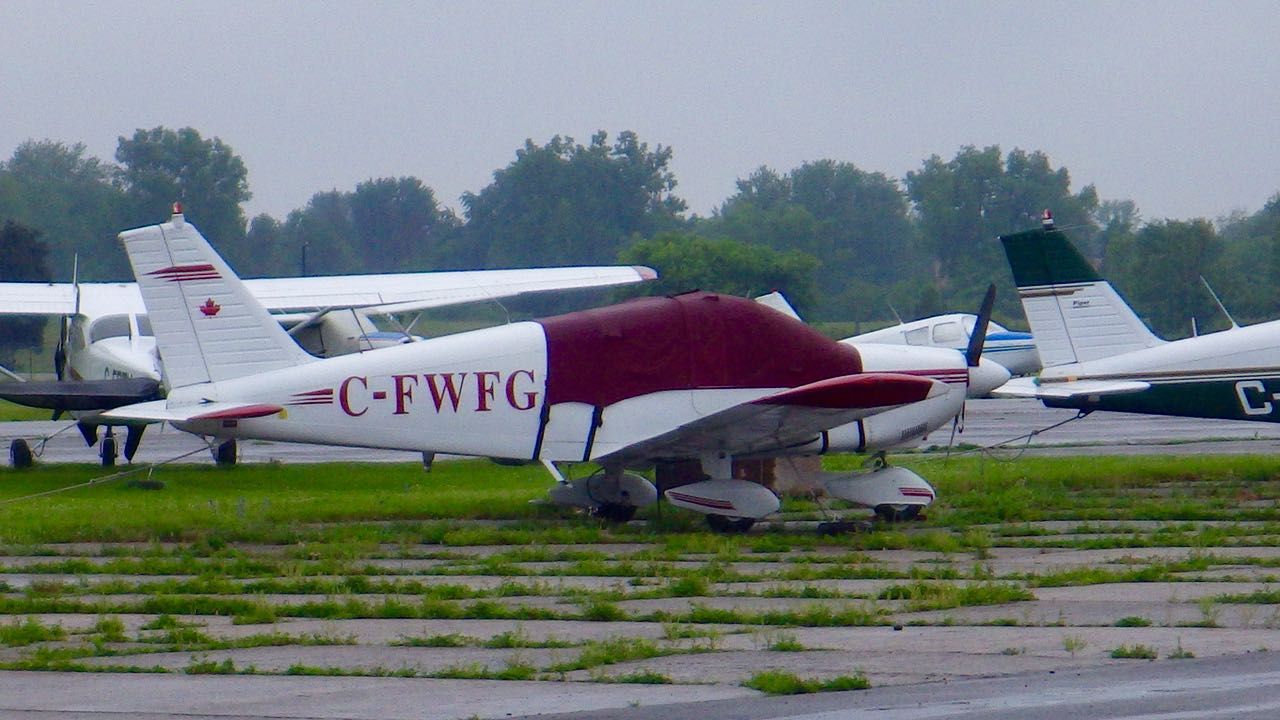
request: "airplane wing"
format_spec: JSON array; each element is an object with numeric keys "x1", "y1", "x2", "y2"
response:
[
  {"x1": 0, "y1": 266, "x2": 655, "y2": 319},
  {"x1": 100, "y1": 399, "x2": 285, "y2": 423},
  {"x1": 0, "y1": 283, "x2": 77, "y2": 315},
  {"x1": 0, "y1": 378, "x2": 162, "y2": 411},
  {"x1": 595, "y1": 373, "x2": 946, "y2": 465},
  {"x1": 992, "y1": 376, "x2": 1150, "y2": 400},
  {"x1": 243, "y1": 266, "x2": 657, "y2": 315}
]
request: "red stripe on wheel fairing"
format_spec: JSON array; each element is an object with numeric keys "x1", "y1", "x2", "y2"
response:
[{"x1": 666, "y1": 491, "x2": 736, "y2": 511}]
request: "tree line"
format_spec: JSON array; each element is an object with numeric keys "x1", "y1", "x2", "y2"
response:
[{"x1": 2, "y1": 127, "x2": 1279, "y2": 356}]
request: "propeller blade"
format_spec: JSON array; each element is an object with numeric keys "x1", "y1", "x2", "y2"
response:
[{"x1": 964, "y1": 284, "x2": 997, "y2": 368}]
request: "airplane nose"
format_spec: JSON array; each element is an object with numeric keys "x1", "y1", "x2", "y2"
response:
[{"x1": 968, "y1": 358, "x2": 1011, "y2": 398}]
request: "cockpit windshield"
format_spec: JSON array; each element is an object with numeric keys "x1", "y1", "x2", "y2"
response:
[
  {"x1": 88, "y1": 314, "x2": 132, "y2": 343},
  {"x1": 136, "y1": 314, "x2": 153, "y2": 337}
]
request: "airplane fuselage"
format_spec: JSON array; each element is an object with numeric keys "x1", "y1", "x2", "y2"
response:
[
  {"x1": 166, "y1": 306, "x2": 970, "y2": 464},
  {"x1": 1037, "y1": 320, "x2": 1280, "y2": 422},
  {"x1": 847, "y1": 314, "x2": 1040, "y2": 377}
]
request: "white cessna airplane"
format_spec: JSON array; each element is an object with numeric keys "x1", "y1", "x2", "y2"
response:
[
  {"x1": 93, "y1": 211, "x2": 990, "y2": 530},
  {"x1": 995, "y1": 210, "x2": 1280, "y2": 424},
  {"x1": 845, "y1": 314, "x2": 1040, "y2": 378},
  {"x1": 0, "y1": 209, "x2": 655, "y2": 465}
]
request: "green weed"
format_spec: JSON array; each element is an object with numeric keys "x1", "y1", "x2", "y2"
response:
[{"x1": 743, "y1": 669, "x2": 869, "y2": 694}]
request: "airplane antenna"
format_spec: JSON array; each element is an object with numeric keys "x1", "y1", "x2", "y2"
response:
[
  {"x1": 886, "y1": 302, "x2": 904, "y2": 326},
  {"x1": 491, "y1": 297, "x2": 513, "y2": 325},
  {"x1": 1199, "y1": 276, "x2": 1239, "y2": 330}
]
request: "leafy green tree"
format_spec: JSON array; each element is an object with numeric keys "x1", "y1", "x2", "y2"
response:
[
  {"x1": 705, "y1": 161, "x2": 920, "y2": 319},
  {"x1": 115, "y1": 127, "x2": 251, "y2": 261},
  {"x1": 348, "y1": 177, "x2": 461, "y2": 271},
  {"x1": 0, "y1": 220, "x2": 51, "y2": 363},
  {"x1": 461, "y1": 131, "x2": 686, "y2": 268},
  {"x1": 1092, "y1": 199, "x2": 1140, "y2": 260},
  {"x1": 1212, "y1": 194, "x2": 1280, "y2": 322},
  {"x1": 0, "y1": 141, "x2": 129, "y2": 279},
  {"x1": 277, "y1": 191, "x2": 361, "y2": 277},
  {"x1": 905, "y1": 145, "x2": 1099, "y2": 314},
  {"x1": 619, "y1": 231, "x2": 818, "y2": 311},
  {"x1": 1106, "y1": 219, "x2": 1223, "y2": 337}
]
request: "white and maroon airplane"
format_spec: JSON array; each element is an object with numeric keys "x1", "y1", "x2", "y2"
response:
[{"x1": 95, "y1": 211, "x2": 990, "y2": 530}]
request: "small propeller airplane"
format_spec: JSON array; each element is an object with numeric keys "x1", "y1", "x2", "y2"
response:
[
  {"x1": 81, "y1": 210, "x2": 1003, "y2": 530},
  {"x1": 995, "y1": 210, "x2": 1280, "y2": 423},
  {"x1": 755, "y1": 292, "x2": 1012, "y2": 399},
  {"x1": 0, "y1": 207, "x2": 657, "y2": 466},
  {"x1": 844, "y1": 312, "x2": 1040, "y2": 378}
]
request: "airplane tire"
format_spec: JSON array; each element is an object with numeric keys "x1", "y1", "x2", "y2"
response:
[
  {"x1": 706, "y1": 514, "x2": 755, "y2": 534},
  {"x1": 593, "y1": 503, "x2": 637, "y2": 523},
  {"x1": 874, "y1": 504, "x2": 921, "y2": 523},
  {"x1": 9, "y1": 439, "x2": 34, "y2": 469},
  {"x1": 214, "y1": 440, "x2": 237, "y2": 466},
  {"x1": 100, "y1": 437, "x2": 117, "y2": 468}
]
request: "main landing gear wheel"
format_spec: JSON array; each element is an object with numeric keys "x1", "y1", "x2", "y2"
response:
[
  {"x1": 706, "y1": 514, "x2": 755, "y2": 534},
  {"x1": 9, "y1": 439, "x2": 33, "y2": 469},
  {"x1": 100, "y1": 434, "x2": 117, "y2": 468},
  {"x1": 874, "y1": 504, "x2": 921, "y2": 523},
  {"x1": 593, "y1": 503, "x2": 637, "y2": 523},
  {"x1": 214, "y1": 440, "x2": 238, "y2": 466}
]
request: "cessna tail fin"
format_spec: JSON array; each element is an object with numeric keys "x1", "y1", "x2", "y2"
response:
[
  {"x1": 999, "y1": 215, "x2": 1162, "y2": 367},
  {"x1": 118, "y1": 209, "x2": 313, "y2": 389}
]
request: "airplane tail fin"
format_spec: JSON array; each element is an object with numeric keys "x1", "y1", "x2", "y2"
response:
[
  {"x1": 118, "y1": 208, "x2": 314, "y2": 390},
  {"x1": 999, "y1": 213, "x2": 1162, "y2": 367}
]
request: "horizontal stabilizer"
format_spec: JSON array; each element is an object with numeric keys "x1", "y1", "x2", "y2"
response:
[
  {"x1": 992, "y1": 376, "x2": 1149, "y2": 400},
  {"x1": 0, "y1": 378, "x2": 161, "y2": 411},
  {"x1": 102, "y1": 400, "x2": 285, "y2": 423}
]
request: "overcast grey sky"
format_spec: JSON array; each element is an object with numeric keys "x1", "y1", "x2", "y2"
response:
[{"x1": 3, "y1": 1, "x2": 1277, "y2": 225}]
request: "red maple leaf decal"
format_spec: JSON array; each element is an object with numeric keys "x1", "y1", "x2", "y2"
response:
[{"x1": 199, "y1": 298, "x2": 221, "y2": 317}]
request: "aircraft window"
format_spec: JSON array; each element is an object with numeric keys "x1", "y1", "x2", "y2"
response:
[
  {"x1": 136, "y1": 315, "x2": 153, "y2": 337},
  {"x1": 904, "y1": 327, "x2": 929, "y2": 345},
  {"x1": 89, "y1": 314, "x2": 132, "y2": 342},
  {"x1": 964, "y1": 316, "x2": 1008, "y2": 335},
  {"x1": 932, "y1": 322, "x2": 963, "y2": 344}
]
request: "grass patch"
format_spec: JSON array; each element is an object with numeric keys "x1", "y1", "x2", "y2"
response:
[
  {"x1": 744, "y1": 669, "x2": 870, "y2": 695},
  {"x1": 550, "y1": 637, "x2": 668, "y2": 673},
  {"x1": 1110, "y1": 644, "x2": 1158, "y2": 660},
  {"x1": 877, "y1": 582, "x2": 1032, "y2": 611},
  {"x1": 0, "y1": 617, "x2": 66, "y2": 646}
]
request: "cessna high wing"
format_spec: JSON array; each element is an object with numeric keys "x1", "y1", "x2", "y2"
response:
[
  {"x1": 96, "y1": 212, "x2": 975, "y2": 530},
  {"x1": 0, "y1": 213, "x2": 655, "y2": 465},
  {"x1": 995, "y1": 211, "x2": 1280, "y2": 423}
]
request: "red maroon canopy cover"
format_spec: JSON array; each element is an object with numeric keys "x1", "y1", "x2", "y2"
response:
[{"x1": 538, "y1": 292, "x2": 863, "y2": 408}]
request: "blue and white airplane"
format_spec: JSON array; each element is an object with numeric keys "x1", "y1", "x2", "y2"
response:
[{"x1": 847, "y1": 313, "x2": 1040, "y2": 377}]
